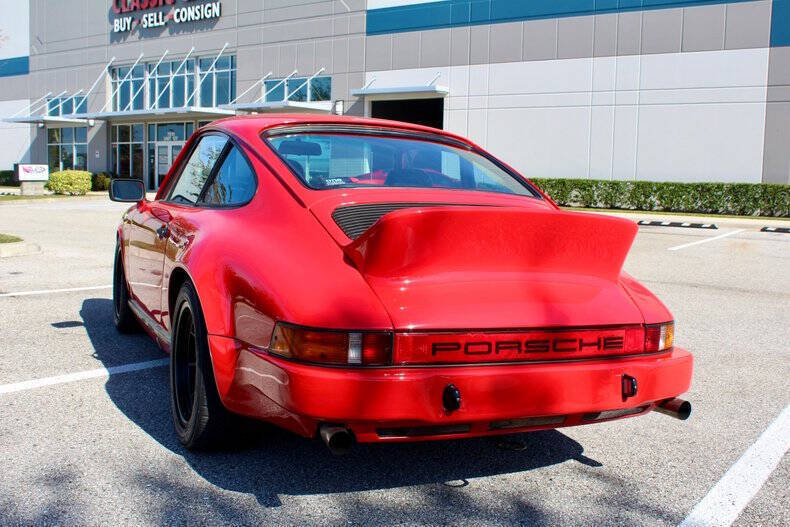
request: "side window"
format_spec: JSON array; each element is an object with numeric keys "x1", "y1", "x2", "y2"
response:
[
  {"x1": 167, "y1": 134, "x2": 228, "y2": 204},
  {"x1": 201, "y1": 146, "x2": 256, "y2": 206}
]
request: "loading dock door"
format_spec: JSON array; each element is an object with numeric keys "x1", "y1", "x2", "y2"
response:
[{"x1": 370, "y1": 98, "x2": 443, "y2": 130}]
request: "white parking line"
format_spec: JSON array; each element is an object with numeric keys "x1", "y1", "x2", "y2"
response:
[
  {"x1": 0, "y1": 285, "x2": 112, "y2": 298},
  {"x1": 678, "y1": 404, "x2": 790, "y2": 527},
  {"x1": 668, "y1": 229, "x2": 745, "y2": 251},
  {"x1": 0, "y1": 359, "x2": 169, "y2": 394}
]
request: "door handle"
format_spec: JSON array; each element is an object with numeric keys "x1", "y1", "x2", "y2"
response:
[{"x1": 156, "y1": 224, "x2": 170, "y2": 239}]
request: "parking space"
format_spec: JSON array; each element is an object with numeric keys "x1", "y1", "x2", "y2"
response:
[{"x1": 0, "y1": 199, "x2": 788, "y2": 526}]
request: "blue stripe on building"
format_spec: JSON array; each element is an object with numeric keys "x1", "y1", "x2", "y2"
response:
[
  {"x1": 0, "y1": 56, "x2": 30, "y2": 78},
  {"x1": 367, "y1": 0, "x2": 766, "y2": 36},
  {"x1": 771, "y1": 0, "x2": 790, "y2": 46}
]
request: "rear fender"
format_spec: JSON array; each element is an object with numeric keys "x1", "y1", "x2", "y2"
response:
[{"x1": 619, "y1": 272, "x2": 673, "y2": 324}]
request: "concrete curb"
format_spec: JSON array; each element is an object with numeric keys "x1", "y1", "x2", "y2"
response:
[
  {"x1": 761, "y1": 226, "x2": 790, "y2": 234},
  {"x1": 580, "y1": 209, "x2": 790, "y2": 230},
  {"x1": 637, "y1": 220, "x2": 718, "y2": 229},
  {"x1": 0, "y1": 242, "x2": 41, "y2": 258},
  {"x1": 0, "y1": 194, "x2": 108, "y2": 205}
]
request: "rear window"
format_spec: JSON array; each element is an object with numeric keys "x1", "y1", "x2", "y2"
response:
[{"x1": 265, "y1": 132, "x2": 536, "y2": 197}]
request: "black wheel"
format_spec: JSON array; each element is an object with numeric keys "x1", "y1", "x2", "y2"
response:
[
  {"x1": 170, "y1": 281, "x2": 232, "y2": 449},
  {"x1": 113, "y1": 242, "x2": 139, "y2": 333}
]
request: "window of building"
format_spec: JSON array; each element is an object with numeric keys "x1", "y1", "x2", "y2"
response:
[
  {"x1": 263, "y1": 80, "x2": 285, "y2": 102},
  {"x1": 108, "y1": 55, "x2": 236, "y2": 111},
  {"x1": 111, "y1": 65, "x2": 145, "y2": 111},
  {"x1": 286, "y1": 78, "x2": 308, "y2": 102},
  {"x1": 198, "y1": 56, "x2": 236, "y2": 107},
  {"x1": 202, "y1": 146, "x2": 256, "y2": 206},
  {"x1": 148, "y1": 59, "x2": 195, "y2": 109},
  {"x1": 111, "y1": 124, "x2": 144, "y2": 179},
  {"x1": 47, "y1": 96, "x2": 88, "y2": 116},
  {"x1": 167, "y1": 134, "x2": 228, "y2": 205},
  {"x1": 264, "y1": 76, "x2": 331, "y2": 103},
  {"x1": 47, "y1": 127, "x2": 88, "y2": 172}
]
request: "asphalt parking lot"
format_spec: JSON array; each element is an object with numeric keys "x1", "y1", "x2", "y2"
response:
[{"x1": 0, "y1": 198, "x2": 788, "y2": 526}]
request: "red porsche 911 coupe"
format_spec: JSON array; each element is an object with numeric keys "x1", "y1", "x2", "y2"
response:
[{"x1": 109, "y1": 114, "x2": 692, "y2": 453}]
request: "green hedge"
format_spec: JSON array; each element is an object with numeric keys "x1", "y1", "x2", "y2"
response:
[
  {"x1": 91, "y1": 172, "x2": 113, "y2": 191},
  {"x1": 530, "y1": 178, "x2": 790, "y2": 217},
  {"x1": 0, "y1": 170, "x2": 16, "y2": 186},
  {"x1": 46, "y1": 170, "x2": 92, "y2": 195}
]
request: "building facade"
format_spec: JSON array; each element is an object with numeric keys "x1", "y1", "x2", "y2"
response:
[{"x1": 1, "y1": 0, "x2": 789, "y2": 189}]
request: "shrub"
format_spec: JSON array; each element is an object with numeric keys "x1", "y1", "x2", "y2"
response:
[
  {"x1": 46, "y1": 170, "x2": 92, "y2": 195},
  {"x1": 91, "y1": 172, "x2": 112, "y2": 191},
  {"x1": 0, "y1": 233, "x2": 23, "y2": 244},
  {"x1": 0, "y1": 170, "x2": 16, "y2": 186},
  {"x1": 530, "y1": 178, "x2": 790, "y2": 217}
]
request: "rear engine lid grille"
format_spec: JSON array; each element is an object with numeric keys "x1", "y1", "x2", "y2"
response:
[{"x1": 332, "y1": 202, "x2": 478, "y2": 240}]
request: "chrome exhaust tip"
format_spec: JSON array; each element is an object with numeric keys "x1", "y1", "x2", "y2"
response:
[
  {"x1": 654, "y1": 398, "x2": 692, "y2": 420},
  {"x1": 319, "y1": 425, "x2": 354, "y2": 456}
]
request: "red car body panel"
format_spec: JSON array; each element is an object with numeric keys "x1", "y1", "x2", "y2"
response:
[
  {"x1": 118, "y1": 114, "x2": 692, "y2": 443},
  {"x1": 341, "y1": 206, "x2": 645, "y2": 330},
  {"x1": 209, "y1": 335, "x2": 692, "y2": 442}
]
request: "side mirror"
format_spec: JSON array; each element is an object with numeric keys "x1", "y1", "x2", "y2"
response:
[{"x1": 109, "y1": 178, "x2": 145, "y2": 202}]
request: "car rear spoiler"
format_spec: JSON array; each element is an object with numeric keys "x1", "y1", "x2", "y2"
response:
[{"x1": 342, "y1": 207, "x2": 638, "y2": 282}]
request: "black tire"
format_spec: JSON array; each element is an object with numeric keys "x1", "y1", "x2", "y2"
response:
[
  {"x1": 113, "y1": 242, "x2": 139, "y2": 333},
  {"x1": 170, "y1": 281, "x2": 232, "y2": 450}
]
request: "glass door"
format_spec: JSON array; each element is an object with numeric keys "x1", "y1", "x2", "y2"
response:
[{"x1": 155, "y1": 142, "x2": 185, "y2": 189}]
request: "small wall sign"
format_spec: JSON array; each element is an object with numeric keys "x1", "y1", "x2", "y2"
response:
[{"x1": 15, "y1": 164, "x2": 49, "y2": 182}]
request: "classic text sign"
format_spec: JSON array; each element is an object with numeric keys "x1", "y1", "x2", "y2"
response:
[{"x1": 111, "y1": 0, "x2": 221, "y2": 33}]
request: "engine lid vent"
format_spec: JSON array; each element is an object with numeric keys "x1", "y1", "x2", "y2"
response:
[{"x1": 332, "y1": 202, "x2": 476, "y2": 240}]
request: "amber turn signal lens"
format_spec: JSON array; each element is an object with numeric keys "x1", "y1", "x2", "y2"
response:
[
  {"x1": 645, "y1": 322, "x2": 674, "y2": 352},
  {"x1": 660, "y1": 322, "x2": 674, "y2": 350},
  {"x1": 269, "y1": 324, "x2": 393, "y2": 366},
  {"x1": 270, "y1": 325, "x2": 349, "y2": 364}
]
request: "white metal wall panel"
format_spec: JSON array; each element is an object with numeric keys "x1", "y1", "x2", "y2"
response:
[{"x1": 365, "y1": 47, "x2": 769, "y2": 183}]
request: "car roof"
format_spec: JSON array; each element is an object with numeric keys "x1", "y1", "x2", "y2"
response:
[
  {"x1": 203, "y1": 113, "x2": 478, "y2": 149},
  {"x1": 156, "y1": 112, "x2": 554, "y2": 208}
]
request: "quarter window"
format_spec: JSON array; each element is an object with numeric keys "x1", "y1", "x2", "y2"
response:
[
  {"x1": 167, "y1": 135, "x2": 228, "y2": 205},
  {"x1": 201, "y1": 146, "x2": 256, "y2": 206}
]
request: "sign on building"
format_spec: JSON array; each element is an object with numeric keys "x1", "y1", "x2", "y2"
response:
[{"x1": 111, "y1": 0, "x2": 221, "y2": 34}]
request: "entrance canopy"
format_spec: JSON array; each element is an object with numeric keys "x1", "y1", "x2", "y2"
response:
[
  {"x1": 351, "y1": 73, "x2": 450, "y2": 99},
  {"x1": 4, "y1": 115, "x2": 92, "y2": 127},
  {"x1": 230, "y1": 100, "x2": 333, "y2": 114},
  {"x1": 2, "y1": 47, "x2": 335, "y2": 129},
  {"x1": 350, "y1": 84, "x2": 449, "y2": 98},
  {"x1": 80, "y1": 106, "x2": 235, "y2": 123}
]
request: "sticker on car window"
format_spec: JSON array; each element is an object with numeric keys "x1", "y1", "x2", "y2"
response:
[{"x1": 325, "y1": 178, "x2": 345, "y2": 185}]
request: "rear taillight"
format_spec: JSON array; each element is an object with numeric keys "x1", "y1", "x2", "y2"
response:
[
  {"x1": 645, "y1": 322, "x2": 674, "y2": 352},
  {"x1": 269, "y1": 324, "x2": 393, "y2": 366}
]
